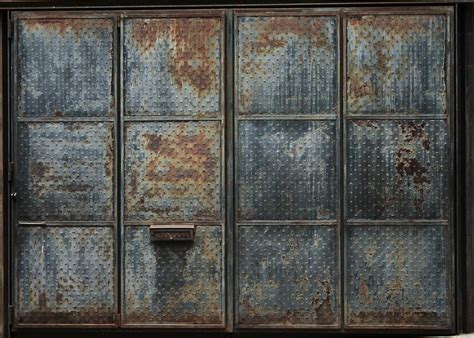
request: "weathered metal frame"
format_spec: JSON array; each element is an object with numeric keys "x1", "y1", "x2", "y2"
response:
[
  {"x1": 341, "y1": 6, "x2": 456, "y2": 333},
  {"x1": 0, "y1": 3, "x2": 465, "y2": 336},
  {"x1": 117, "y1": 9, "x2": 228, "y2": 330},
  {"x1": 10, "y1": 11, "x2": 120, "y2": 329}
]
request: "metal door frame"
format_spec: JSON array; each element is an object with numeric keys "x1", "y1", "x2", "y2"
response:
[{"x1": 0, "y1": 2, "x2": 468, "y2": 337}]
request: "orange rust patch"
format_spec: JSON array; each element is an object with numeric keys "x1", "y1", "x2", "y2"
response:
[
  {"x1": 130, "y1": 18, "x2": 220, "y2": 96},
  {"x1": 313, "y1": 280, "x2": 336, "y2": 325},
  {"x1": 23, "y1": 18, "x2": 111, "y2": 37},
  {"x1": 359, "y1": 278, "x2": 370, "y2": 304},
  {"x1": 354, "y1": 120, "x2": 379, "y2": 128},
  {"x1": 348, "y1": 15, "x2": 434, "y2": 35},
  {"x1": 243, "y1": 17, "x2": 332, "y2": 55},
  {"x1": 126, "y1": 122, "x2": 221, "y2": 221}
]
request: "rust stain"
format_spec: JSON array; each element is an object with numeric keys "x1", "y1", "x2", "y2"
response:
[
  {"x1": 395, "y1": 156, "x2": 430, "y2": 185},
  {"x1": 55, "y1": 184, "x2": 93, "y2": 192},
  {"x1": 55, "y1": 292, "x2": 63, "y2": 305},
  {"x1": 143, "y1": 125, "x2": 215, "y2": 185},
  {"x1": 126, "y1": 122, "x2": 220, "y2": 221},
  {"x1": 145, "y1": 134, "x2": 162, "y2": 152},
  {"x1": 38, "y1": 292, "x2": 48, "y2": 311},
  {"x1": 244, "y1": 17, "x2": 332, "y2": 55},
  {"x1": 349, "y1": 310, "x2": 444, "y2": 326},
  {"x1": 359, "y1": 277, "x2": 370, "y2": 304},
  {"x1": 348, "y1": 15, "x2": 432, "y2": 35},
  {"x1": 130, "y1": 18, "x2": 220, "y2": 96},
  {"x1": 105, "y1": 125, "x2": 114, "y2": 178},
  {"x1": 373, "y1": 40, "x2": 392, "y2": 74},
  {"x1": 239, "y1": 16, "x2": 334, "y2": 85},
  {"x1": 354, "y1": 120, "x2": 379, "y2": 128},
  {"x1": 401, "y1": 122, "x2": 431, "y2": 150},
  {"x1": 18, "y1": 310, "x2": 114, "y2": 325},
  {"x1": 312, "y1": 280, "x2": 335, "y2": 325},
  {"x1": 394, "y1": 122, "x2": 432, "y2": 212},
  {"x1": 125, "y1": 312, "x2": 222, "y2": 325},
  {"x1": 23, "y1": 18, "x2": 111, "y2": 37},
  {"x1": 30, "y1": 162, "x2": 50, "y2": 178},
  {"x1": 347, "y1": 15, "x2": 445, "y2": 113},
  {"x1": 348, "y1": 77, "x2": 374, "y2": 99}
]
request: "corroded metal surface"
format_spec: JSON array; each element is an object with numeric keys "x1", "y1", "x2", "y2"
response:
[
  {"x1": 238, "y1": 226, "x2": 338, "y2": 326},
  {"x1": 17, "y1": 122, "x2": 115, "y2": 222},
  {"x1": 124, "y1": 121, "x2": 221, "y2": 223},
  {"x1": 346, "y1": 14, "x2": 447, "y2": 115},
  {"x1": 123, "y1": 17, "x2": 222, "y2": 117},
  {"x1": 346, "y1": 225, "x2": 449, "y2": 327},
  {"x1": 16, "y1": 227, "x2": 115, "y2": 325},
  {"x1": 17, "y1": 17, "x2": 114, "y2": 117},
  {"x1": 347, "y1": 120, "x2": 448, "y2": 220},
  {"x1": 123, "y1": 226, "x2": 223, "y2": 325},
  {"x1": 236, "y1": 15, "x2": 338, "y2": 115},
  {"x1": 238, "y1": 120, "x2": 337, "y2": 220}
]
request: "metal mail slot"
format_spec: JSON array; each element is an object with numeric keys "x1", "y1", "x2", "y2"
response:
[{"x1": 149, "y1": 224, "x2": 196, "y2": 242}]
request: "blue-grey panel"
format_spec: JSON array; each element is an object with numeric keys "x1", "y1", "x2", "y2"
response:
[
  {"x1": 238, "y1": 120, "x2": 337, "y2": 221},
  {"x1": 17, "y1": 122, "x2": 114, "y2": 222},
  {"x1": 123, "y1": 225, "x2": 223, "y2": 325},
  {"x1": 237, "y1": 15, "x2": 338, "y2": 115},
  {"x1": 347, "y1": 120, "x2": 448, "y2": 220},
  {"x1": 16, "y1": 227, "x2": 115, "y2": 325},
  {"x1": 17, "y1": 17, "x2": 114, "y2": 117},
  {"x1": 238, "y1": 225, "x2": 338, "y2": 326},
  {"x1": 124, "y1": 121, "x2": 221, "y2": 223},
  {"x1": 346, "y1": 14, "x2": 447, "y2": 115},
  {"x1": 346, "y1": 225, "x2": 450, "y2": 327},
  {"x1": 123, "y1": 17, "x2": 222, "y2": 117}
]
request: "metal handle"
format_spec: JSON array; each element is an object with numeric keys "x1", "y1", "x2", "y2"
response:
[{"x1": 149, "y1": 224, "x2": 196, "y2": 242}]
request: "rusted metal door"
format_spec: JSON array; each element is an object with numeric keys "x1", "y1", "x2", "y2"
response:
[
  {"x1": 234, "y1": 10, "x2": 341, "y2": 328},
  {"x1": 10, "y1": 6, "x2": 454, "y2": 333},
  {"x1": 234, "y1": 7, "x2": 454, "y2": 331},
  {"x1": 12, "y1": 12, "x2": 117, "y2": 326},
  {"x1": 120, "y1": 12, "x2": 225, "y2": 328},
  {"x1": 11, "y1": 10, "x2": 226, "y2": 329},
  {"x1": 343, "y1": 8, "x2": 454, "y2": 329}
]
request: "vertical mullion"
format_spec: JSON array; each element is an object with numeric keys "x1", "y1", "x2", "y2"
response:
[
  {"x1": 232, "y1": 11, "x2": 240, "y2": 329},
  {"x1": 115, "y1": 13, "x2": 122, "y2": 328},
  {"x1": 339, "y1": 9, "x2": 345, "y2": 330},
  {"x1": 224, "y1": 10, "x2": 234, "y2": 332},
  {"x1": 118, "y1": 13, "x2": 124, "y2": 328},
  {"x1": 9, "y1": 13, "x2": 17, "y2": 329},
  {"x1": 341, "y1": 10, "x2": 348, "y2": 329}
]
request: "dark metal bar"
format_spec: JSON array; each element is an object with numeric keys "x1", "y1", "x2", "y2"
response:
[
  {"x1": 16, "y1": 117, "x2": 116, "y2": 122},
  {"x1": 123, "y1": 116, "x2": 222, "y2": 121},
  {"x1": 0, "y1": 12, "x2": 4, "y2": 338},
  {"x1": 0, "y1": 0, "x2": 470, "y2": 11},
  {"x1": 346, "y1": 219, "x2": 449, "y2": 226},
  {"x1": 224, "y1": 9, "x2": 234, "y2": 332},
  {"x1": 345, "y1": 114, "x2": 448, "y2": 120},
  {"x1": 118, "y1": 11, "x2": 124, "y2": 330},
  {"x1": 462, "y1": 2, "x2": 474, "y2": 333},
  {"x1": 237, "y1": 220, "x2": 338, "y2": 226},
  {"x1": 238, "y1": 115, "x2": 337, "y2": 120},
  {"x1": 17, "y1": 221, "x2": 115, "y2": 227}
]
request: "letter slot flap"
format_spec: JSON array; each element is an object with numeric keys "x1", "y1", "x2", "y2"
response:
[{"x1": 149, "y1": 224, "x2": 196, "y2": 242}]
